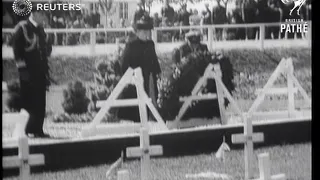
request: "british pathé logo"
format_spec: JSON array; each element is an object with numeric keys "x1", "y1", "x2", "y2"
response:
[
  {"x1": 281, "y1": 0, "x2": 306, "y2": 16},
  {"x1": 12, "y1": 0, "x2": 32, "y2": 16}
]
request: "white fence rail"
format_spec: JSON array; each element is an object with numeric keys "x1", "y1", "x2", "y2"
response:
[{"x1": 2, "y1": 22, "x2": 311, "y2": 56}]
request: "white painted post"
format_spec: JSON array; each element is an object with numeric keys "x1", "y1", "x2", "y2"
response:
[
  {"x1": 208, "y1": 27, "x2": 213, "y2": 52},
  {"x1": 254, "y1": 153, "x2": 286, "y2": 180},
  {"x1": 117, "y1": 169, "x2": 130, "y2": 180},
  {"x1": 213, "y1": 64, "x2": 227, "y2": 125},
  {"x1": 54, "y1": 32, "x2": 58, "y2": 45},
  {"x1": 140, "y1": 128, "x2": 150, "y2": 180},
  {"x1": 126, "y1": 128, "x2": 163, "y2": 180},
  {"x1": 90, "y1": 31, "x2": 96, "y2": 56},
  {"x1": 259, "y1": 24, "x2": 265, "y2": 50},
  {"x1": 134, "y1": 68, "x2": 149, "y2": 127},
  {"x1": 286, "y1": 59, "x2": 295, "y2": 118},
  {"x1": 232, "y1": 115, "x2": 264, "y2": 180}
]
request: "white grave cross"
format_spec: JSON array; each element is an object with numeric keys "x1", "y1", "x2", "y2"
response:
[
  {"x1": 254, "y1": 153, "x2": 286, "y2": 180},
  {"x1": 231, "y1": 115, "x2": 264, "y2": 180},
  {"x1": 126, "y1": 128, "x2": 163, "y2": 180},
  {"x1": 2, "y1": 137, "x2": 45, "y2": 180}
]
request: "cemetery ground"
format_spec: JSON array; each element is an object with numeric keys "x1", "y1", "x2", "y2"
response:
[{"x1": 3, "y1": 142, "x2": 311, "y2": 180}]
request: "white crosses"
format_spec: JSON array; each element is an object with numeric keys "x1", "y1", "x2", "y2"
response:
[
  {"x1": 126, "y1": 128, "x2": 163, "y2": 180},
  {"x1": 254, "y1": 153, "x2": 286, "y2": 180},
  {"x1": 231, "y1": 115, "x2": 264, "y2": 180},
  {"x1": 2, "y1": 137, "x2": 45, "y2": 180}
]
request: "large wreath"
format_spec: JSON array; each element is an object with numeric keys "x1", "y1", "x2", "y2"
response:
[{"x1": 157, "y1": 50, "x2": 225, "y2": 120}]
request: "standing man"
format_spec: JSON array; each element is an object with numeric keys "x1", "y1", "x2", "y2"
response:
[
  {"x1": 161, "y1": 0, "x2": 175, "y2": 26},
  {"x1": 118, "y1": 15, "x2": 161, "y2": 122},
  {"x1": 12, "y1": 7, "x2": 52, "y2": 137},
  {"x1": 203, "y1": 3, "x2": 212, "y2": 25},
  {"x1": 212, "y1": 0, "x2": 228, "y2": 41}
]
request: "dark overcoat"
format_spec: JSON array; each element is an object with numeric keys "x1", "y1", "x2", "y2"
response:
[
  {"x1": 118, "y1": 37, "x2": 161, "y2": 122},
  {"x1": 12, "y1": 20, "x2": 52, "y2": 134}
]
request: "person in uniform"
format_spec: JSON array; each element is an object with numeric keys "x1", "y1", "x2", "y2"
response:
[
  {"x1": 172, "y1": 30, "x2": 234, "y2": 119},
  {"x1": 12, "y1": 7, "x2": 52, "y2": 137},
  {"x1": 117, "y1": 15, "x2": 161, "y2": 122}
]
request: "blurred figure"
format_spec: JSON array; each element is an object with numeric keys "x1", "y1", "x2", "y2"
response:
[
  {"x1": 212, "y1": 0, "x2": 228, "y2": 41},
  {"x1": 189, "y1": 9, "x2": 201, "y2": 25},
  {"x1": 178, "y1": 4, "x2": 191, "y2": 26},
  {"x1": 242, "y1": 0, "x2": 258, "y2": 39},
  {"x1": 93, "y1": 7, "x2": 101, "y2": 28},
  {"x1": 51, "y1": 16, "x2": 65, "y2": 45},
  {"x1": 161, "y1": 0, "x2": 175, "y2": 26},
  {"x1": 203, "y1": 3, "x2": 212, "y2": 25},
  {"x1": 267, "y1": 0, "x2": 282, "y2": 39},
  {"x1": 153, "y1": 13, "x2": 161, "y2": 27},
  {"x1": 108, "y1": 19, "x2": 113, "y2": 28},
  {"x1": 133, "y1": 2, "x2": 145, "y2": 23},
  {"x1": 96, "y1": 24, "x2": 106, "y2": 44},
  {"x1": 120, "y1": 18, "x2": 126, "y2": 28}
]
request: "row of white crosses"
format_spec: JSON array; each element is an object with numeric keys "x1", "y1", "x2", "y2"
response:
[{"x1": 2, "y1": 109, "x2": 45, "y2": 180}]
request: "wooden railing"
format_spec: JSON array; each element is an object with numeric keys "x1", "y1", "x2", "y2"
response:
[{"x1": 2, "y1": 21, "x2": 311, "y2": 55}]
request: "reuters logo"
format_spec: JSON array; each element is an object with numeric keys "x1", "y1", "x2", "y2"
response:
[{"x1": 12, "y1": 0, "x2": 32, "y2": 16}]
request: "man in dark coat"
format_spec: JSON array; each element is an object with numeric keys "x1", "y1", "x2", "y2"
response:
[
  {"x1": 172, "y1": 30, "x2": 234, "y2": 120},
  {"x1": 118, "y1": 15, "x2": 161, "y2": 122},
  {"x1": 12, "y1": 9, "x2": 52, "y2": 137}
]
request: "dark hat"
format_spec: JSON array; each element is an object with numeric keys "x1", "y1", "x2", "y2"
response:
[{"x1": 133, "y1": 14, "x2": 154, "y2": 30}]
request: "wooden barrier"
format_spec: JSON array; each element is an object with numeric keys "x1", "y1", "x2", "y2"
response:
[
  {"x1": 254, "y1": 153, "x2": 286, "y2": 180},
  {"x1": 81, "y1": 68, "x2": 168, "y2": 137},
  {"x1": 2, "y1": 110, "x2": 45, "y2": 180},
  {"x1": 248, "y1": 58, "x2": 311, "y2": 120},
  {"x1": 168, "y1": 63, "x2": 244, "y2": 129},
  {"x1": 126, "y1": 128, "x2": 163, "y2": 180}
]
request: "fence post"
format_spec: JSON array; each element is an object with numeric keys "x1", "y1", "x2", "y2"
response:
[
  {"x1": 259, "y1": 24, "x2": 265, "y2": 50},
  {"x1": 54, "y1": 32, "x2": 58, "y2": 45},
  {"x1": 208, "y1": 27, "x2": 213, "y2": 52},
  {"x1": 115, "y1": 38, "x2": 120, "y2": 57},
  {"x1": 152, "y1": 29, "x2": 158, "y2": 48},
  {"x1": 90, "y1": 31, "x2": 96, "y2": 56}
]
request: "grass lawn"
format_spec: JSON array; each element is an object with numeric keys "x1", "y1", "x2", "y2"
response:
[{"x1": 3, "y1": 143, "x2": 311, "y2": 180}]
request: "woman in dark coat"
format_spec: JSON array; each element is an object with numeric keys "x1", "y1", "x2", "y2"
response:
[{"x1": 117, "y1": 15, "x2": 161, "y2": 122}]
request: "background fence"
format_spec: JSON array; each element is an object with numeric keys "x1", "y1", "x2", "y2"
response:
[{"x1": 2, "y1": 21, "x2": 312, "y2": 57}]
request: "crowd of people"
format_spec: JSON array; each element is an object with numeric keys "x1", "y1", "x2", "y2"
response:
[
  {"x1": 143, "y1": 0, "x2": 312, "y2": 41},
  {"x1": 2, "y1": 0, "x2": 312, "y2": 46}
]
